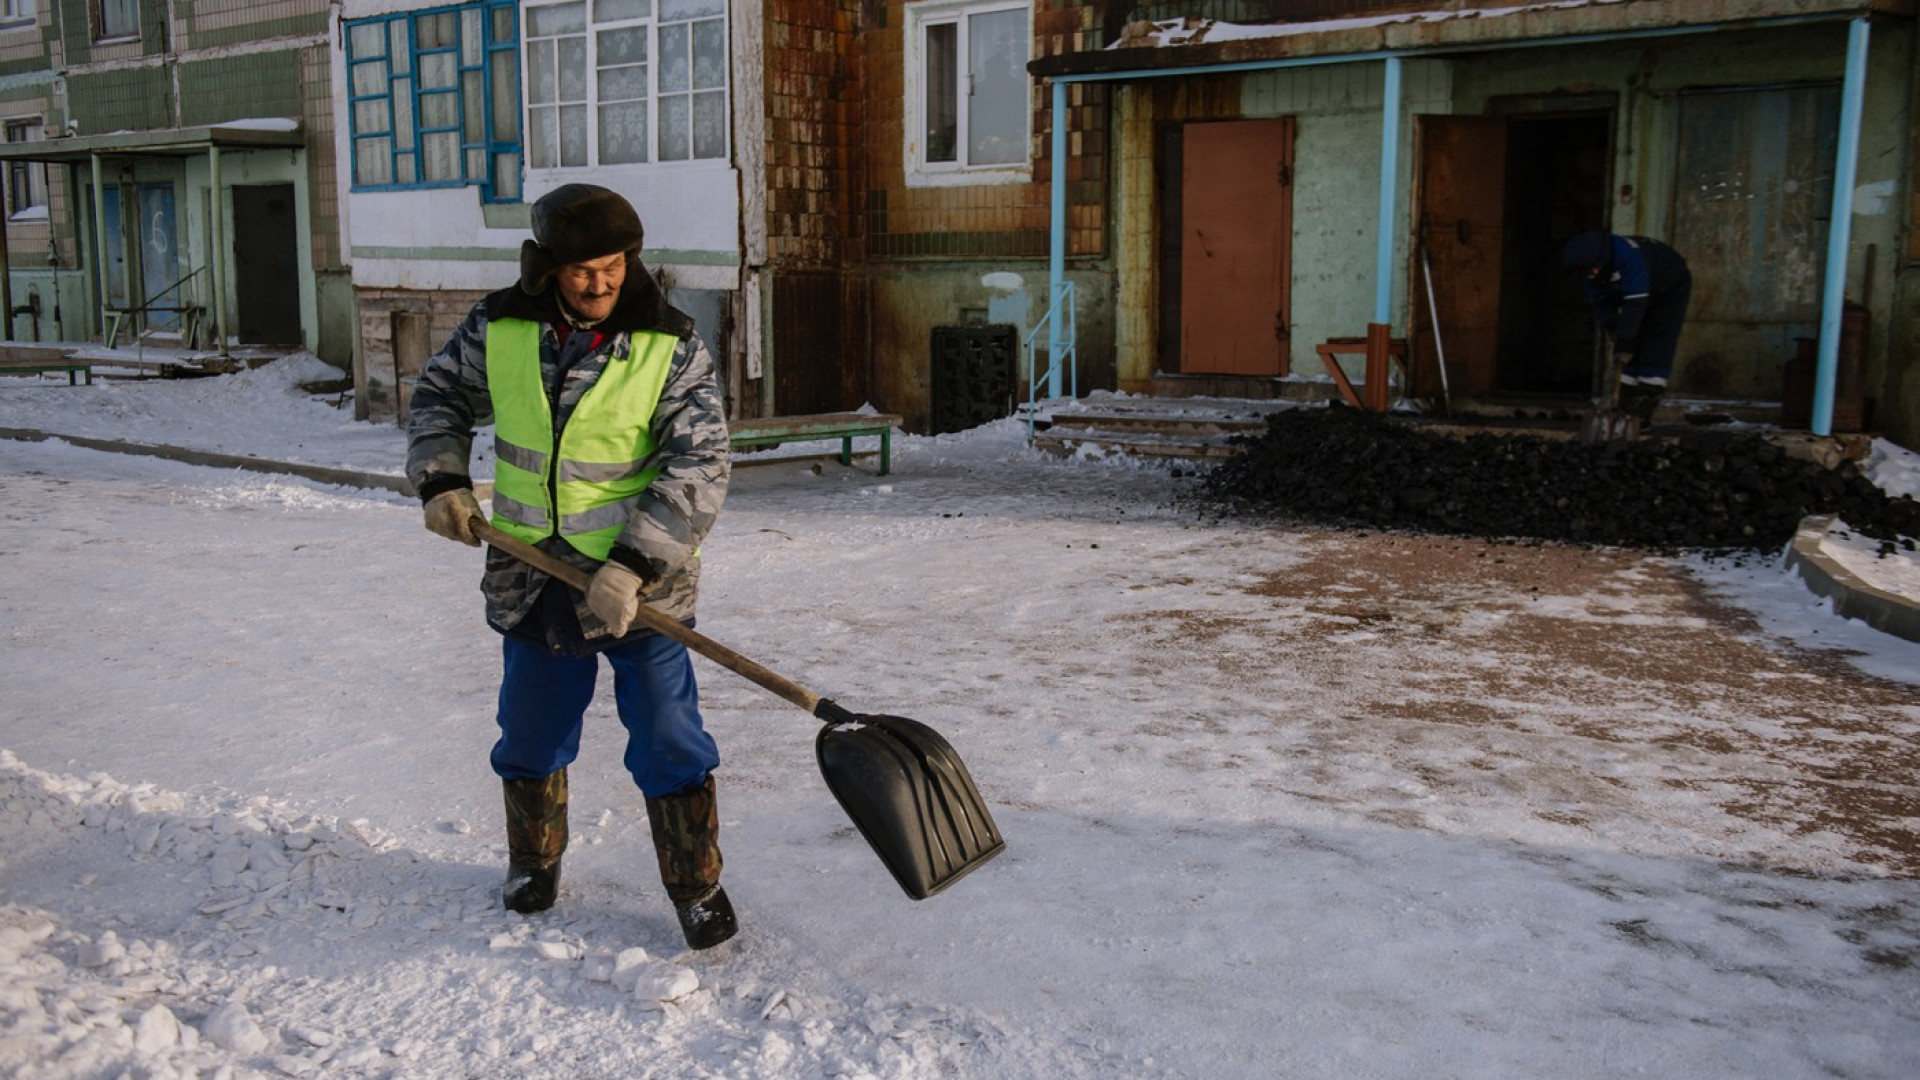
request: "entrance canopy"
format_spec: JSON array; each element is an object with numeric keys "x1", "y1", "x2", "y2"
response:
[
  {"x1": 0, "y1": 121, "x2": 305, "y2": 164},
  {"x1": 0, "y1": 121, "x2": 306, "y2": 356}
]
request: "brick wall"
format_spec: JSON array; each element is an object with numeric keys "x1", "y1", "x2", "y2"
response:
[
  {"x1": 764, "y1": 0, "x2": 864, "y2": 267},
  {"x1": 860, "y1": 0, "x2": 1107, "y2": 261}
]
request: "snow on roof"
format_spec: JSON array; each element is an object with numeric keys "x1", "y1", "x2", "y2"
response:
[{"x1": 1107, "y1": 0, "x2": 1626, "y2": 50}]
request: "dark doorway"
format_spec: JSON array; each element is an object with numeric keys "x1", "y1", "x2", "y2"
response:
[
  {"x1": 231, "y1": 184, "x2": 301, "y2": 345},
  {"x1": 1495, "y1": 113, "x2": 1610, "y2": 395}
]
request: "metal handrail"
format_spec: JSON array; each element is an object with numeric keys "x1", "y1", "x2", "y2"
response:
[{"x1": 1023, "y1": 280, "x2": 1078, "y2": 440}]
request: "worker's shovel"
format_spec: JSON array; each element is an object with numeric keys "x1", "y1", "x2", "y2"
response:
[
  {"x1": 469, "y1": 519, "x2": 1006, "y2": 900},
  {"x1": 1582, "y1": 342, "x2": 1640, "y2": 446}
]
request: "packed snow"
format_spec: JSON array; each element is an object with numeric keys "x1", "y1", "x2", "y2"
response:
[{"x1": 2, "y1": 354, "x2": 1917, "y2": 1079}]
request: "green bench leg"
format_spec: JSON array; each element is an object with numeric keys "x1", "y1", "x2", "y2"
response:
[{"x1": 880, "y1": 429, "x2": 891, "y2": 476}]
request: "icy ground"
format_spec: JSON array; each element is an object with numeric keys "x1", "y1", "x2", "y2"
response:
[{"x1": 1, "y1": 355, "x2": 1917, "y2": 1079}]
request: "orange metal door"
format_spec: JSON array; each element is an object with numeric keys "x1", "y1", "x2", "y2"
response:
[
  {"x1": 1179, "y1": 119, "x2": 1293, "y2": 376},
  {"x1": 1412, "y1": 116, "x2": 1506, "y2": 399}
]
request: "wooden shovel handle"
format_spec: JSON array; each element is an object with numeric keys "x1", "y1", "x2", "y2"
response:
[{"x1": 468, "y1": 518, "x2": 826, "y2": 717}]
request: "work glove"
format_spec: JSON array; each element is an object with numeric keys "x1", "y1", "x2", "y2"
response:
[
  {"x1": 422, "y1": 488, "x2": 483, "y2": 547},
  {"x1": 585, "y1": 560, "x2": 648, "y2": 636}
]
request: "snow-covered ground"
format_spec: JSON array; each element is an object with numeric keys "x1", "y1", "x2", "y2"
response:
[{"x1": 2, "y1": 356, "x2": 1917, "y2": 1080}]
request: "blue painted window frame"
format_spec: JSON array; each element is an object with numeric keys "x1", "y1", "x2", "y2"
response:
[{"x1": 346, "y1": 0, "x2": 523, "y2": 203}]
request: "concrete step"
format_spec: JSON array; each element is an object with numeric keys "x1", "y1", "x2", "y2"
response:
[{"x1": 1031, "y1": 424, "x2": 1250, "y2": 461}]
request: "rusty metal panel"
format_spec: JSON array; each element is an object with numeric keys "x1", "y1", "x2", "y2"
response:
[
  {"x1": 1669, "y1": 84, "x2": 1839, "y2": 397},
  {"x1": 1177, "y1": 118, "x2": 1294, "y2": 377},
  {"x1": 1413, "y1": 114, "x2": 1506, "y2": 399}
]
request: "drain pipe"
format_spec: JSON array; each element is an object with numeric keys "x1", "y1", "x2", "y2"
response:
[{"x1": 1812, "y1": 16, "x2": 1869, "y2": 438}]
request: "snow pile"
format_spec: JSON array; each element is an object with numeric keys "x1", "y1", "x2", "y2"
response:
[{"x1": 0, "y1": 751, "x2": 1056, "y2": 1080}]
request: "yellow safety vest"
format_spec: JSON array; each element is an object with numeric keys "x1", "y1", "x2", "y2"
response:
[{"x1": 485, "y1": 318, "x2": 677, "y2": 560}]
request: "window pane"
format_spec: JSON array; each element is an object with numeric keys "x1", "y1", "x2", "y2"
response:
[
  {"x1": 418, "y1": 12, "x2": 457, "y2": 49},
  {"x1": 420, "y1": 52, "x2": 457, "y2": 90},
  {"x1": 661, "y1": 0, "x2": 724, "y2": 20},
  {"x1": 350, "y1": 60, "x2": 388, "y2": 99},
  {"x1": 422, "y1": 89, "x2": 458, "y2": 130},
  {"x1": 924, "y1": 22, "x2": 957, "y2": 163},
  {"x1": 424, "y1": 132, "x2": 461, "y2": 180},
  {"x1": 599, "y1": 101, "x2": 646, "y2": 164},
  {"x1": 390, "y1": 20, "x2": 411, "y2": 74},
  {"x1": 966, "y1": 8, "x2": 1027, "y2": 166},
  {"x1": 598, "y1": 25, "x2": 646, "y2": 65},
  {"x1": 492, "y1": 7, "x2": 515, "y2": 42},
  {"x1": 355, "y1": 138, "x2": 392, "y2": 185},
  {"x1": 658, "y1": 94, "x2": 689, "y2": 160},
  {"x1": 598, "y1": 64, "x2": 647, "y2": 102},
  {"x1": 527, "y1": 39, "x2": 555, "y2": 104},
  {"x1": 461, "y1": 9, "x2": 482, "y2": 65},
  {"x1": 527, "y1": 1, "x2": 585, "y2": 37},
  {"x1": 348, "y1": 22, "x2": 385, "y2": 58},
  {"x1": 394, "y1": 150, "x2": 416, "y2": 184},
  {"x1": 558, "y1": 37, "x2": 588, "y2": 101},
  {"x1": 463, "y1": 71, "x2": 484, "y2": 141},
  {"x1": 560, "y1": 104, "x2": 588, "y2": 166},
  {"x1": 529, "y1": 106, "x2": 557, "y2": 167},
  {"x1": 659, "y1": 23, "x2": 689, "y2": 93},
  {"x1": 393, "y1": 80, "x2": 415, "y2": 148},
  {"x1": 490, "y1": 52, "x2": 520, "y2": 140},
  {"x1": 692, "y1": 89, "x2": 725, "y2": 159},
  {"x1": 101, "y1": 0, "x2": 137, "y2": 36},
  {"x1": 595, "y1": 0, "x2": 648, "y2": 19},
  {"x1": 494, "y1": 152, "x2": 522, "y2": 200},
  {"x1": 353, "y1": 98, "x2": 390, "y2": 136},
  {"x1": 691, "y1": 19, "x2": 724, "y2": 90}
]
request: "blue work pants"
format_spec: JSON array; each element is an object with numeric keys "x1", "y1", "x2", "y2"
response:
[{"x1": 491, "y1": 632, "x2": 719, "y2": 798}]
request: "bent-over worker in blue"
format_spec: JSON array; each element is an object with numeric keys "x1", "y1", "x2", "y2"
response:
[
  {"x1": 1562, "y1": 231, "x2": 1692, "y2": 424},
  {"x1": 406, "y1": 183, "x2": 738, "y2": 950}
]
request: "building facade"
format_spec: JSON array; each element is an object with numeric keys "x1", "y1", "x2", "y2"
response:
[
  {"x1": 337, "y1": 1, "x2": 1918, "y2": 446},
  {"x1": 0, "y1": 0, "x2": 350, "y2": 366}
]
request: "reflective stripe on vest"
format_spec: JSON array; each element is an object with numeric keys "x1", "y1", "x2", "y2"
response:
[{"x1": 485, "y1": 318, "x2": 678, "y2": 560}]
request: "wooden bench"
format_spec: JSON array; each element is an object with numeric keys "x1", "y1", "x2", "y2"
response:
[
  {"x1": 729, "y1": 412, "x2": 902, "y2": 475},
  {"x1": 1315, "y1": 328, "x2": 1408, "y2": 412},
  {"x1": 0, "y1": 354, "x2": 93, "y2": 385}
]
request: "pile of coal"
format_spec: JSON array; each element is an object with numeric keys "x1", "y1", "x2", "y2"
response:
[{"x1": 1202, "y1": 407, "x2": 1920, "y2": 551}]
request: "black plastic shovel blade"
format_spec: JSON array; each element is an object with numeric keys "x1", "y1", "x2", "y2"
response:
[{"x1": 814, "y1": 711, "x2": 1005, "y2": 900}]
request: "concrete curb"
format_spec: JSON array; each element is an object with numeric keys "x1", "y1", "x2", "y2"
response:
[
  {"x1": 0, "y1": 426, "x2": 417, "y2": 496},
  {"x1": 1784, "y1": 515, "x2": 1920, "y2": 644}
]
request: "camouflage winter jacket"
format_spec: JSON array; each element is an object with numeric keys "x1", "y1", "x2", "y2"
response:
[{"x1": 406, "y1": 266, "x2": 730, "y2": 651}]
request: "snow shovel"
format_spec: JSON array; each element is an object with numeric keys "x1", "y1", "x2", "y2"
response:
[
  {"x1": 468, "y1": 519, "x2": 1005, "y2": 900},
  {"x1": 1581, "y1": 338, "x2": 1640, "y2": 446}
]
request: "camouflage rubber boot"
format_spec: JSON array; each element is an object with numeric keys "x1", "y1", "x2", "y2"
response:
[
  {"x1": 502, "y1": 769, "x2": 568, "y2": 914},
  {"x1": 644, "y1": 776, "x2": 738, "y2": 950}
]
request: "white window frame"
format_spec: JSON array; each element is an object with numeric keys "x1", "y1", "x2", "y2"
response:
[
  {"x1": 1, "y1": 1, "x2": 38, "y2": 28},
  {"x1": 903, "y1": 0, "x2": 1031, "y2": 188},
  {"x1": 522, "y1": 0, "x2": 731, "y2": 175}
]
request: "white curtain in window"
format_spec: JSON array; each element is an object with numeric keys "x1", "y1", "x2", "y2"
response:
[{"x1": 966, "y1": 8, "x2": 1026, "y2": 166}]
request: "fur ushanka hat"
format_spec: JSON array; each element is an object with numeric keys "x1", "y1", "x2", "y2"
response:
[{"x1": 518, "y1": 183, "x2": 645, "y2": 295}]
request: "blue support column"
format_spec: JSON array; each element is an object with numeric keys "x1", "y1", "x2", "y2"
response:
[
  {"x1": 1814, "y1": 17, "x2": 1869, "y2": 437},
  {"x1": 1374, "y1": 56, "x2": 1402, "y2": 326},
  {"x1": 1048, "y1": 79, "x2": 1069, "y2": 398}
]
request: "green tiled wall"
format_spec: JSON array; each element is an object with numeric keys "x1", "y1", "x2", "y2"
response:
[{"x1": 179, "y1": 51, "x2": 304, "y2": 126}]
